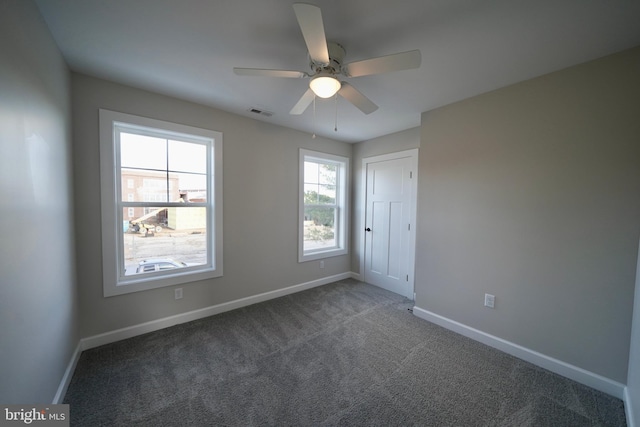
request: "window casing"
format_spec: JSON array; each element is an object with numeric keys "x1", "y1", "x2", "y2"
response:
[
  {"x1": 299, "y1": 149, "x2": 349, "y2": 262},
  {"x1": 100, "y1": 110, "x2": 223, "y2": 296}
]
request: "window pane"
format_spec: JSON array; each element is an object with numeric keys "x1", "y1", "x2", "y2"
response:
[
  {"x1": 318, "y1": 163, "x2": 336, "y2": 185},
  {"x1": 122, "y1": 206, "x2": 207, "y2": 276},
  {"x1": 168, "y1": 140, "x2": 206, "y2": 174},
  {"x1": 304, "y1": 161, "x2": 337, "y2": 203},
  {"x1": 317, "y1": 184, "x2": 336, "y2": 204},
  {"x1": 304, "y1": 161, "x2": 319, "y2": 183},
  {"x1": 303, "y1": 206, "x2": 336, "y2": 251},
  {"x1": 304, "y1": 185, "x2": 335, "y2": 205},
  {"x1": 176, "y1": 172, "x2": 207, "y2": 201},
  {"x1": 120, "y1": 169, "x2": 180, "y2": 203},
  {"x1": 120, "y1": 133, "x2": 167, "y2": 170},
  {"x1": 304, "y1": 184, "x2": 318, "y2": 204}
]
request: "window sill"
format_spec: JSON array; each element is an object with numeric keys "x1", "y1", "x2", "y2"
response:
[
  {"x1": 298, "y1": 248, "x2": 348, "y2": 263},
  {"x1": 104, "y1": 267, "x2": 222, "y2": 297}
]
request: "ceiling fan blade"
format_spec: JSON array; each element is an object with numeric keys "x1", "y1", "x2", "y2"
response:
[
  {"x1": 338, "y1": 82, "x2": 378, "y2": 115},
  {"x1": 233, "y1": 68, "x2": 307, "y2": 78},
  {"x1": 345, "y1": 50, "x2": 422, "y2": 78},
  {"x1": 292, "y1": 3, "x2": 330, "y2": 65},
  {"x1": 290, "y1": 88, "x2": 315, "y2": 115}
]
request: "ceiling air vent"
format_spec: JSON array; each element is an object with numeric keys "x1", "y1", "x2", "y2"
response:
[{"x1": 247, "y1": 108, "x2": 273, "y2": 118}]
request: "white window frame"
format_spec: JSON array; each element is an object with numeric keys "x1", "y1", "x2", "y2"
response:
[
  {"x1": 299, "y1": 149, "x2": 349, "y2": 262},
  {"x1": 100, "y1": 109, "x2": 223, "y2": 297}
]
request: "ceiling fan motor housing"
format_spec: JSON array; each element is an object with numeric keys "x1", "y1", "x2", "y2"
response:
[{"x1": 310, "y1": 41, "x2": 345, "y2": 75}]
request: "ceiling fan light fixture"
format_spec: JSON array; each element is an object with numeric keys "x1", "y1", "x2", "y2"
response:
[{"x1": 309, "y1": 75, "x2": 341, "y2": 98}]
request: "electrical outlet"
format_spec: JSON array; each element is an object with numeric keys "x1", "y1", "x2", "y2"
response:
[
  {"x1": 320, "y1": 260, "x2": 325, "y2": 269},
  {"x1": 175, "y1": 288, "x2": 183, "y2": 300},
  {"x1": 484, "y1": 293, "x2": 495, "y2": 308}
]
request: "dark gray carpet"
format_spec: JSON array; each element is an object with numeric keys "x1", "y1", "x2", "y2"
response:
[{"x1": 64, "y1": 279, "x2": 626, "y2": 426}]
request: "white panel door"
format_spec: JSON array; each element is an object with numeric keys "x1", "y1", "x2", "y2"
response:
[{"x1": 364, "y1": 153, "x2": 415, "y2": 298}]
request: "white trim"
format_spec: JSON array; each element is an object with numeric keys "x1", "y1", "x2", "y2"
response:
[
  {"x1": 360, "y1": 149, "x2": 418, "y2": 299},
  {"x1": 81, "y1": 272, "x2": 352, "y2": 351},
  {"x1": 99, "y1": 109, "x2": 223, "y2": 296},
  {"x1": 412, "y1": 306, "x2": 626, "y2": 399},
  {"x1": 625, "y1": 386, "x2": 636, "y2": 427},
  {"x1": 52, "y1": 342, "x2": 82, "y2": 404}
]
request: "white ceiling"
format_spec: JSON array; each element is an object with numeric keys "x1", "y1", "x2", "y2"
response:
[{"x1": 34, "y1": 0, "x2": 640, "y2": 143}]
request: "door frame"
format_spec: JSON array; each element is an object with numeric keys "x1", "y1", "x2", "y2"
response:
[{"x1": 359, "y1": 149, "x2": 419, "y2": 299}]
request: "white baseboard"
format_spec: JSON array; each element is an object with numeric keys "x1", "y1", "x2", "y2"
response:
[
  {"x1": 52, "y1": 341, "x2": 82, "y2": 404},
  {"x1": 80, "y1": 272, "x2": 354, "y2": 351},
  {"x1": 412, "y1": 306, "x2": 626, "y2": 399},
  {"x1": 625, "y1": 387, "x2": 636, "y2": 427},
  {"x1": 349, "y1": 271, "x2": 362, "y2": 281}
]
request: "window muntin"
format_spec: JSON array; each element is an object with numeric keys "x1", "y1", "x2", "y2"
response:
[
  {"x1": 299, "y1": 149, "x2": 348, "y2": 262},
  {"x1": 100, "y1": 110, "x2": 223, "y2": 296}
]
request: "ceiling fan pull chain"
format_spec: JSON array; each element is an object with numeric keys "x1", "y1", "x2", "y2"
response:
[
  {"x1": 312, "y1": 95, "x2": 317, "y2": 139},
  {"x1": 335, "y1": 94, "x2": 339, "y2": 132}
]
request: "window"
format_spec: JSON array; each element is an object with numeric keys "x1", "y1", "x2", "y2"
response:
[
  {"x1": 100, "y1": 110, "x2": 223, "y2": 296},
  {"x1": 299, "y1": 149, "x2": 349, "y2": 262}
]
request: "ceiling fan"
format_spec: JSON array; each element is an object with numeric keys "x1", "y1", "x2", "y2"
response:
[{"x1": 233, "y1": 3, "x2": 422, "y2": 116}]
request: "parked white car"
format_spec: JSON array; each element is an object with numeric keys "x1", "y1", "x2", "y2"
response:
[{"x1": 136, "y1": 258, "x2": 187, "y2": 273}]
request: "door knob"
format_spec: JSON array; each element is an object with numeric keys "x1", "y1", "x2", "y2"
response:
[{"x1": 365, "y1": 227, "x2": 371, "y2": 232}]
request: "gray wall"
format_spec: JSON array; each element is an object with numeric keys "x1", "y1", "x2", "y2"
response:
[
  {"x1": 415, "y1": 46, "x2": 640, "y2": 383},
  {"x1": 0, "y1": 0, "x2": 79, "y2": 403},
  {"x1": 628, "y1": 241, "x2": 640, "y2": 424},
  {"x1": 72, "y1": 74, "x2": 352, "y2": 337},
  {"x1": 351, "y1": 127, "x2": 421, "y2": 275}
]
